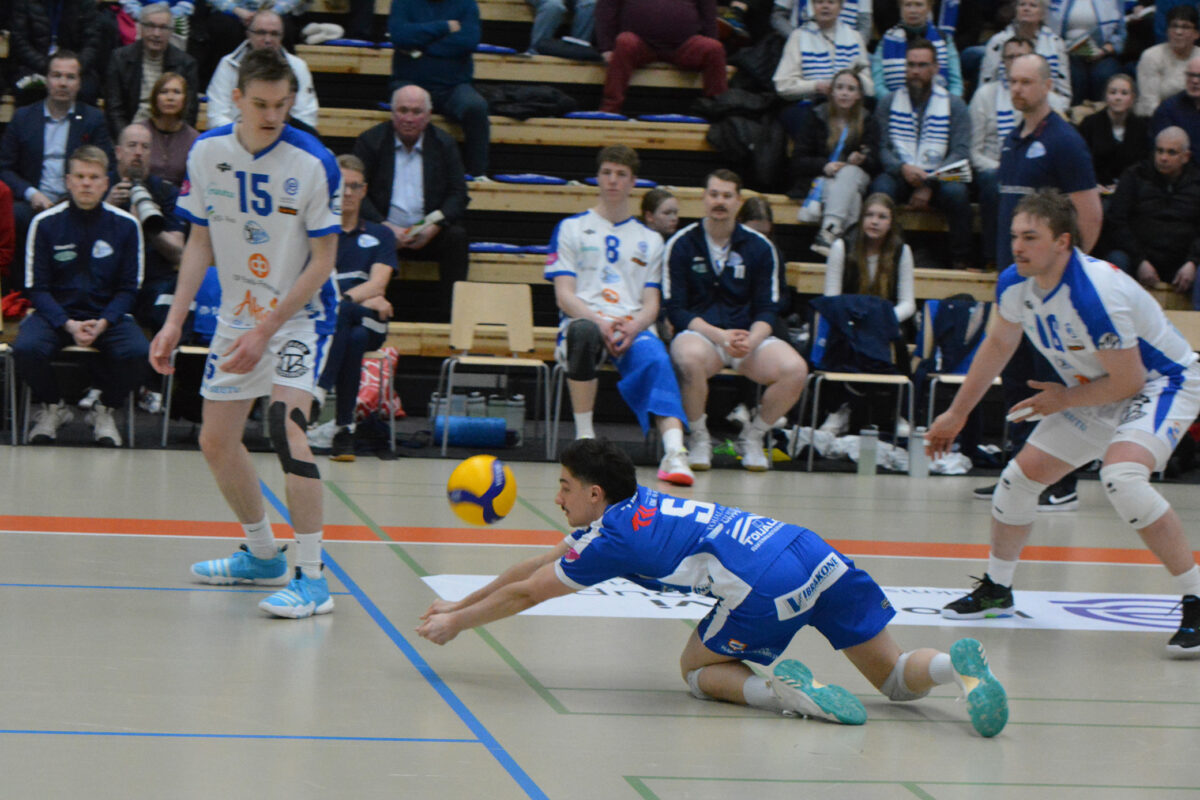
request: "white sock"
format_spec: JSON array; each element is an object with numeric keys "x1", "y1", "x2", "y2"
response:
[
  {"x1": 243, "y1": 514, "x2": 276, "y2": 559},
  {"x1": 987, "y1": 553, "x2": 1018, "y2": 587},
  {"x1": 749, "y1": 414, "x2": 772, "y2": 438},
  {"x1": 295, "y1": 531, "x2": 324, "y2": 579},
  {"x1": 1173, "y1": 564, "x2": 1200, "y2": 597},
  {"x1": 927, "y1": 652, "x2": 958, "y2": 686},
  {"x1": 743, "y1": 676, "x2": 786, "y2": 712},
  {"x1": 689, "y1": 414, "x2": 707, "y2": 433},
  {"x1": 662, "y1": 427, "x2": 684, "y2": 454},
  {"x1": 574, "y1": 411, "x2": 595, "y2": 439}
]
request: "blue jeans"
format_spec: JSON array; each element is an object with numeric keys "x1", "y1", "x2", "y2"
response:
[
  {"x1": 960, "y1": 44, "x2": 985, "y2": 86},
  {"x1": 1070, "y1": 54, "x2": 1122, "y2": 103},
  {"x1": 526, "y1": 0, "x2": 595, "y2": 50},
  {"x1": 431, "y1": 83, "x2": 491, "y2": 177},
  {"x1": 869, "y1": 172, "x2": 974, "y2": 266}
]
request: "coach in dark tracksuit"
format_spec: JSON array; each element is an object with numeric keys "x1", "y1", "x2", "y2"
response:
[{"x1": 14, "y1": 146, "x2": 148, "y2": 444}]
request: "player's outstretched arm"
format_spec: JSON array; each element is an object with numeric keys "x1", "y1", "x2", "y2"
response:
[
  {"x1": 417, "y1": 561, "x2": 574, "y2": 645},
  {"x1": 421, "y1": 541, "x2": 571, "y2": 619},
  {"x1": 1012, "y1": 346, "x2": 1146, "y2": 419},
  {"x1": 150, "y1": 225, "x2": 214, "y2": 375}
]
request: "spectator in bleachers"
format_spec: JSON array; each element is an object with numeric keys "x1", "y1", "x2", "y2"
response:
[
  {"x1": 0, "y1": 51, "x2": 115, "y2": 291},
  {"x1": 871, "y1": 40, "x2": 974, "y2": 270},
  {"x1": 736, "y1": 195, "x2": 774, "y2": 236},
  {"x1": 787, "y1": 67, "x2": 879, "y2": 256},
  {"x1": 389, "y1": 0, "x2": 491, "y2": 178},
  {"x1": 816, "y1": 192, "x2": 915, "y2": 434},
  {"x1": 664, "y1": 169, "x2": 808, "y2": 473},
  {"x1": 640, "y1": 188, "x2": 680, "y2": 238},
  {"x1": 978, "y1": 0, "x2": 1071, "y2": 113},
  {"x1": 972, "y1": 36, "x2": 1033, "y2": 271},
  {"x1": 307, "y1": 155, "x2": 399, "y2": 462},
  {"x1": 206, "y1": 9, "x2": 319, "y2": 131},
  {"x1": 595, "y1": 0, "x2": 728, "y2": 113},
  {"x1": 526, "y1": 0, "x2": 597, "y2": 54},
  {"x1": 138, "y1": 72, "x2": 201, "y2": 187},
  {"x1": 1103, "y1": 126, "x2": 1200, "y2": 295},
  {"x1": 1076, "y1": 73, "x2": 1149, "y2": 192},
  {"x1": 14, "y1": 145, "x2": 148, "y2": 447},
  {"x1": 773, "y1": 0, "x2": 871, "y2": 139},
  {"x1": 1046, "y1": 0, "x2": 1125, "y2": 103},
  {"x1": 105, "y1": 124, "x2": 186, "y2": 330},
  {"x1": 105, "y1": 3, "x2": 200, "y2": 136},
  {"x1": 546, "y1": 145, "x2": 694, "y2": 486},
  {"x1": 0, "y1": 180, "x2": 13, "y2": 281},
  {"x1": 872, "y1": 0, "x2": 964, "y2": 96},
  {"x1": 10, "y1": 0, "x2": 106, "y2": 107},
  {"x1": 1136, "y1": 5, "x2": 1200, "y2": 118},
  {"x1": 197, "y1": 0, "x2": 305, "y2": 84},
  {"x1": 121, "y1": 0, "x2": 196, "y2": 51},
  {"x1": 771, "y1": 0, "x2": 872, "y2": 43},
  {"x1": 1151, "y1": 54, "x2": 1200, "y2": 153},
  {"x1": 353, "y1": 84, "x2": 470, "y2": 322}
]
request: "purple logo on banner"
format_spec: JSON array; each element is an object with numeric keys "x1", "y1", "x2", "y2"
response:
[{"x1": 1051, "y1": 597, "x2": 1182, "y2": 630}]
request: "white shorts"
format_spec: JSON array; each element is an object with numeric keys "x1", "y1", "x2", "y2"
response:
[
  {"x1": 1026, "y1": 365, "x2": 1200, "y2": 471},
  {"x1": 201, "y1": 320, "x2": 329, "y2": 402},
  {"x1": 675, "y1": 329, "x2": 781, "y2": 371}
]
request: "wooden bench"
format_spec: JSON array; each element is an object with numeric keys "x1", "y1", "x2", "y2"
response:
[
  {"x1": 383, "y1": 320, "x2": 558, "y2": 361},
  {"x1": 310, "y1": 0, "x2": 535, "y2": 23}
]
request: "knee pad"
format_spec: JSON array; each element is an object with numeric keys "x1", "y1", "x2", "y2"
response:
[
  {"x1": 1100, "y1": 462, "x2": 1170, "y2": 529},
  {"x1": 565, "y1": 319, "x2": 605, "y2": 381},
  {"x1": 685, "y1": 668, "x2": 713, "y2": 701},
  {"x1": 992, "y1": 460, "x2": 1045, "y2": 526},
  {"x1": 268, "y1": 401, "x2": 321, "y2": 480},
  {"x1": 880, "y1": 651, "x2": 930, "y2": 702}
]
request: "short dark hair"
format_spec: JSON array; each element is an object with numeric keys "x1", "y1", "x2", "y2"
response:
[
  {"x1": 1003, "y1": 35, "x2": 1035, "y2": 53},
  {"x1": 560, "y1": 439, "x2": 637, "y2": 505},
  {"x1": 1014, "y1": 188, "x2": 1080, "y2": 248},
  {"x1": 1168, "y1": 3, "x2": 1199, "y2": 27},
  {"x1": 48, "y1": 50, "x2": 82, "y2": 73},
  {"x1": 237, "y1": 46, "x2": 298, "y2": 93},
  {"x1": 905, "y1": 38, "x2": 938, "y2": 62},
  {"x1": 737, "y1": 195, "x2": 773, "y2": 226},
  {"x1": 640, "y1": 187, "x2": 674, "y2": 217},
  {"x1": 597, "y1": 144, "x2": 639, "y2": 175},
  {"x1": 706, "y1": 168, "x2": 742, "y2": 193}
]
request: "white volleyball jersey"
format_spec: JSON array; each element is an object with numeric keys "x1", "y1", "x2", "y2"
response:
[
  {"x1": 996, "y1": 250, "x2": 1198, "y2": 386},
  {"x1": 544, "y1": 209, "x2": 664, "y2": 322},
  {"x1": 177, "y1": 124, "x2": 342, "y2": 330}
]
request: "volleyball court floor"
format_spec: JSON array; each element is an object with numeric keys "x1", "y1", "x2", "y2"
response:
[{"x1": 2, "y1": 443, "x2": 1198, "y2": 799}]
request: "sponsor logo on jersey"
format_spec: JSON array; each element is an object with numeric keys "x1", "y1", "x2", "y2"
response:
[
  {"x1": 773, "y1": 552, "x2": 847, "y2": 620},
  {"x1": 564, "y1": 548, "x2": 580, "y2": 562},
  {"x1": 358, "y1": 233, "x2": 380, "y2": 248},
  {"x1": 278, "y1": 206, "x2": 298, "y2": 216},
  {"x1": 276, "y1": 340, "x2": 311, "y2": 378},
  {"x1": 232, "y1": 289, "x2": 276, "y2": 323},
  {"x1": 1097, "y1": 332, "x2": 1122, "y2": 350},
  {"x1": 248, "y1": 253, "x2": 270, "y2": 278},
  {"x1": 204, "y1": 356, "x2": 216, "y2": 380},
  {"x1": 284, "y1": 177, "x2": 300, "y2": 195},
  {"x1": 601, "y1": 266, "x2": 620, "y2": 284},
  {"x1": 726, "y1": 639, "x2": 746, "y2": 652},
  {"x1": 92, "y1": 240, "x2": 113, "y2": 259},
  {"x1": 631, "y1": 505, "x2": 656, "y2": 531},
  {"x1": 208, "y1": 185, "x2": 235, "y2": 199},
  {"x1": 244, "y1": 221, "x2": 270, "y2": 244},
  {"x1": 631, "y1": 257, "x2": 646, "y2": 266},
  {"x1": 216, "y1": 162, "x2": 232, "y2": 172},
  {"x1": 691, "y1": 256, "x2": 707, "y2": 274},
  {"x1": 208, "y1": 385, "x2": 242, "y2": 394},
  {"x1": 53, "y1": 250, "x2": 76, "y2": 262},
  {"x1": 1120, "y1": 393, "x2": 1150, "y2": 424},
  {"x1": 601, "y1": 288, "x2": 620, "y2": 304}
]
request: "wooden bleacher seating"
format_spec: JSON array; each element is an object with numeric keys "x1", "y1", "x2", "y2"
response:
[{"x1": 310, "y1": 0, "x2": 534, "y2": 23}]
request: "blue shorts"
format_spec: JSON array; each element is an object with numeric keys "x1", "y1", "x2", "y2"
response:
[{"x1": 695, "y1": 534, "x2": 895, "y2": 665}]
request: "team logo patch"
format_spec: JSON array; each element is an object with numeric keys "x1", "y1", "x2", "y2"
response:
[
  {"x1": 358, "y1": 233, "x2": 380, "y2": 248},
  {"x1": 631, "y1": 505, "x2": 656, "y2": 531},
  {"x1": 53, "y1": 250, "x2": 76, "y2": 262},
  {"x1": 276, "y1": 340, "x2": 311, "y2": 378},
  {"x1": 726, "y1": 639, "x2": 747, "y2": 652},
  {"x1": 1120, "y1": 393, "x2": 1150, "y2": 424},
  {"x1": 1097, "y1": 332, "x2": 1122, "y2": 350},
  {"x1": 216, "y1": 163, "x2": 232, "y2": 173},
  {"x1": 248, "y1": 253, "x2": 270, "y2": 278},
  {"x1": 601, "y1": 267, "x2": 620, "y2": 284},
  {"x1": 284, "y1": 177, "x2": 300, "y2": 195},
  {"x1": 92, "y1": 240, "x2": 113, "y2": 259},
  {"x1": 1026, "y1": 141, "x2": 1047, "y2": 158},
  {"x1": 244, "y1": 221, "x2": 270, "y2": 244},
  {"x1": 773, "y1": 553, "x2": 848, "y2": 620},
  {"x1": 601, "y1": 288, "x2": 620, "y2": 304}
]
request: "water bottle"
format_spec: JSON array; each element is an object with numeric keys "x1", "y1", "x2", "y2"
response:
[
  {"x1": 486, "y1": 394, "x2": 507, "y2": 418},
  {"x1": 857, "y1": 428, "x2": 878, "y2": 476},
  {"x1": 909, "y1": 426, "x2": 929, "y2": 478},
  {"x1": 466, "y1": 392, "x2": 486, "y2": 417},
  {"x1": 433, "y1": 415, "x2": 507, "y2": 447},
  {"x1": 505, "y1": 395, "x2": 526, "y2": 445}
]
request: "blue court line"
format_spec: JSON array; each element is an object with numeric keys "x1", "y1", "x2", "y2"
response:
[
  {"x1": 0, "y1": 582, "x2": 350, "y2": 595},
  {"x1": 260, "y1": 482, "x2": 549, "y2": 800},
  {"x1": 0, "y1": 730, "x2": 477, "y2": 744}
]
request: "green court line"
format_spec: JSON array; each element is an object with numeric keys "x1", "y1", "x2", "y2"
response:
[
  {"x1": 900, "y1": 784, "x2": 938, "y2": 800},
  {"x1": 325, "y1": 480, "x2": 429, "y2": 578},
  {"x1": 623, "y1": 777, "x2": 1200, "y2": 796}
]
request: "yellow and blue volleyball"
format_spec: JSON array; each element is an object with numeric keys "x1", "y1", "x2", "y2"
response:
[{"x1": 446, "y1": 455, "x2": 518, "y2": 526}]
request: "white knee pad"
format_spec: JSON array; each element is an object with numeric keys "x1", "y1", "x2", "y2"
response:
[
  {"x1": 880, "y1": 651, "x2": 930, "y2": 702},
  {"x1": 1100, "y1": 462, "x2": 1171, "y2": 529},
  {"x1": 992, "y1": 460, "x2": 1045, "y2": 526},
  {"x1": 685, "y1": 668, "x2": 713, "y2": 701}
]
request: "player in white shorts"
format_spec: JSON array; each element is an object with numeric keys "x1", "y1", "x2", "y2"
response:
[
  {"x1": 927, "y1": 189, "x2": 1200, "y2": 657},
  {"x1": 149, "y1": 48, "x2": 342, "y2": 620}
]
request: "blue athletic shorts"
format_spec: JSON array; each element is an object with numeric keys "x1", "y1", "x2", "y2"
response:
[{"x1": 695, "y1": 533, "x2": 895, "y2": 665}]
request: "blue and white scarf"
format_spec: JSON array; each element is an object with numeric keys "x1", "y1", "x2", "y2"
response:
[
  {"x1": 996, "y1": 77, "x2": 1018, "y2": 140},
  {"x1": 880, "y1": 22, "x2": 950, "y2": 92},
  {"x1": 796, "y1": 20, "x2": 866, "y2": 82},
  {"x1": 1047, "y1": 0, "x2": 1123, "y2": 46},
  {"x1": 888, "y1": 84, "x2": 951, "y2": 170}
]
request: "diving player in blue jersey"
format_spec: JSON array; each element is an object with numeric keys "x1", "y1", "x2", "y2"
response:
[
  {"x1": 927, "y1": 189, "x2": 1200, "y2": 657},
  {"x1": 417, "y1": 438, "x2": 1009, "y2": 737}
]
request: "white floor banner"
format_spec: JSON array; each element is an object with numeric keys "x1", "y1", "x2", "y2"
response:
[{"x1": 422, "y1": 575, "x2": 1185, "y2": 633}]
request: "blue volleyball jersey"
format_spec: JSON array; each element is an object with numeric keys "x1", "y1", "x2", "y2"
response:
[
  {"x1": 556, "y1": 486, "x2": 818, "y2": 606},
  {"x1": 996, "y1": 249, "x2": 1199, "y2": 386}
]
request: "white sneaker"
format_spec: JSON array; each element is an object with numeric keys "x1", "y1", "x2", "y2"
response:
[
  {"x1": 86, "y1": 403, "x2": 122, "y2": 447},
  {"x1": 686, "y1": 427, "x2": 712, "y2": 470},
  {"x1": 818, "y1": 403, "x2": 851, "y2": 436},
  {"x1": 657, "y1": 449, "x2": 695, "y2": 486},
  {"x1": 896, "y1": 416, "x2": 911, "y2": 438},
  {"x1": 307, "y1": 419, "x2": 337, "y2": 450},
  {"x1": 78, "y1": 387, "x2": 101, "y2": 410},
  {"x1": 738, "y1": 427, "x2": 769, "y2": 471},
  {"x1": 29, "y1": 402, "x2": 73, "y2": 443}
]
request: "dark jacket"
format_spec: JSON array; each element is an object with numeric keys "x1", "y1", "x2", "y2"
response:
[
  {"x1": 353, "y1": 121, "x2": 469, "y2": 227},
  {"x1": 388, "y1": 0, "x2": 480, "y2": 93},
  {"x1": 1150, "y1": 91, "x2": 1200, "y2": 155},
  {"x1": 1075, "y1": 109, "x2": 1150, "y2": 186},
  {"x1": 11, "y1": 0, "x2": 102, "y2": 78},
  {"x1": 788, "y1": 103, "x2": 881, "y2": 197},
  {"x1": 26, "y1": 200, "x2": 143, "y2": 329},
  {"x1": 809, "y1": 293, "x2": 903, "y2": 374},
  {"x1": 662, "y1": 221, "x2": 784, "y2": 333},
  {"x1": 0, "y1": 101, "x2": 115, "y2": 202},
  {"x1": 1106, "y1": 158, "x2": 1200, "y2": 279},
  {"x1": 104, "y1": 41, "x2": 200, "y2": 134}
]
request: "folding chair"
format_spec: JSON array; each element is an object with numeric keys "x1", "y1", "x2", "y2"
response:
[
  {"x1": 21, "y1": 346, "x2": 137, "y2": 447},
  {"x1": 917, "y1": 299, "x2": 1002, "y2": 426},
  {"x1": 434, "y1": 282, "x2": 552, "y2": 458}
]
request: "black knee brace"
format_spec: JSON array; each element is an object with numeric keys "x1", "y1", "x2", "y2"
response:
[
  {"x1": 565, "y1": 318, "x2": 605, "y2": 381},
  {"x1": 268, "y1": 401, "x2": 321, "y2": 479}
]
